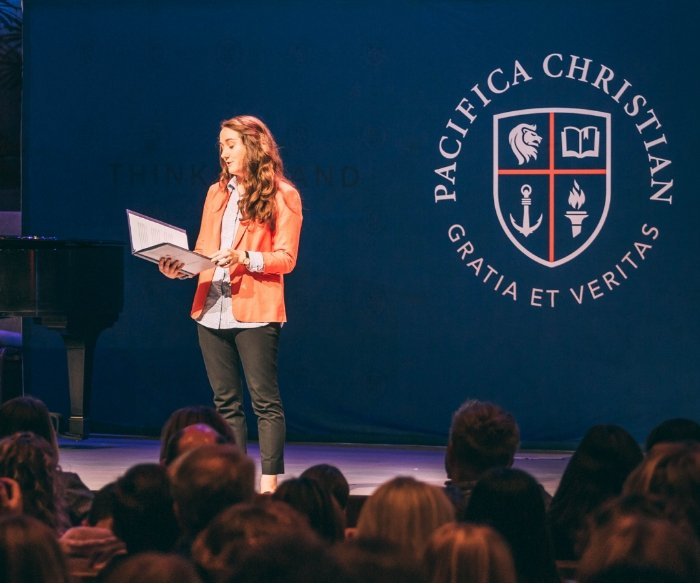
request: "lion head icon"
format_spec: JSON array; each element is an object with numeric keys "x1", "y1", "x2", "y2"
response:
[{"x1": 508, "y1": 123, "x2": 542, "y2": 165}]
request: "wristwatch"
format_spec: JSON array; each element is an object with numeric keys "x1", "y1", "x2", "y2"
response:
[{"x1": 243, "y1": 252, "x2": 250, "y2": 267}]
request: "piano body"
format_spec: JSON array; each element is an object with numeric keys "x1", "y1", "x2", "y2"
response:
[{"x1": 0, "y1": 237, "x2": 124, "y2": 438}]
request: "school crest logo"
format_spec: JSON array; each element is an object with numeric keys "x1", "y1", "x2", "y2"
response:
[
  {"x1": 433, "y1": 54, "x2": 673, "y2": 307},
  {"x1": 494, "y1": 108, "x2": 611, "y2": 268}
]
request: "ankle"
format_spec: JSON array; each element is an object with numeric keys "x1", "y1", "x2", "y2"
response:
[{"x1": 260, "y1": 474, "x2": 278, "y2": 494}]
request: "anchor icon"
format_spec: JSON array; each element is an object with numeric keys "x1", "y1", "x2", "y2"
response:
[{"x1": 509, "y1": 184, "x2": 542, "y2": 238}]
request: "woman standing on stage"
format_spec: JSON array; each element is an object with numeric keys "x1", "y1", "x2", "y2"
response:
[{"x1": 159, "y1": 115, "x2": 303, "y2": 494}]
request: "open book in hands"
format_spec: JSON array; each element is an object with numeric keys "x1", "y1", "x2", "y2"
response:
[{"x1": 126, "y1": 209, "x2": 214, "y2": 277}]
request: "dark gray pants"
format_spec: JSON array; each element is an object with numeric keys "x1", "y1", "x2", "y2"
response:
[{"x1": 196, "y1": 323, "x2": 285, "y2": 474}]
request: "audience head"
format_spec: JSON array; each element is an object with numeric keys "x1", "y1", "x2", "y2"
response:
[
  {"x1": 333, "y1": 537, "x2": 428, "y2": 582},
  {"x1": 576, "y1": 493, "x2": 680, "y2": 552},
  {"x1": 224, "y1": 533, "x2": 341, "y2": 582},
  {"x1": 0, "y1": 514, "x2": 68, "y2": 582},
  {"x1": 465, "y1": 467, "x2": 558, "y2": 582},
  {"x1": 0, "y1": 432, "x2": 68, "y2": 532},
  {"x1": 645, "y1": 418, "x2": 700, "y2": 452},
  {"x1": 445, "y1": 399, "x2": 520, "y2": 482},
  {"x1": 111, "y1": 463, "x2": 179, "y2": 554},
  {"x1": 159, "y1": 405, "x2": 235, "y2": 463},
  {"x1": 86, "y1": 481, "x2": 117, "y2": 529},
  {"x1": 356, "y1": 476, "x2": 455, "y2": 557},
  {"x1": 424, "y1": 522, "x2": 516, "y2": 583},
  {"x1": 169, "y1": 444, "x2": 255, "y2": 539},
  {"x1": 301, "y1": 463, "x2": 350, "y2": 510},
  {"x1": 162, "y1": 423, "x2": 226, "y2": 466},
  {"x1": 0, "y1": 395, "x2": 58, "y2": 455},
  {"x1": 192, "y1": 498, "x2": 313, "y2": 581},
  {"x1": 99, "y1": 551, "x2": 201, "y2": 583},
  {"x1": 622, "y1": 440, "x2": 700, "y2": 536},
  {"x1": 272, "y1": 476, "x2": 345, "y2": 543},
  {"x1": 578, "y1": 504, "x2": 700, "y2": 582},
  {"x1": 548, "y1": 424, "x2": 643, "y2": 558}
]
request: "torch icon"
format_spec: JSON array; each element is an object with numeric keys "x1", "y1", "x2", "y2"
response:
[{"x1": 565, "y1": 180, "x2": 588, "y2": 238}]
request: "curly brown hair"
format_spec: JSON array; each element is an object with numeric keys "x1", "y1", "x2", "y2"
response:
[
  {"x1": 218, "y1": 115, "x2": 288, "y2": 230},
  {"x1": 0, "y1": 432, "x2": 68, "y2": 532}
]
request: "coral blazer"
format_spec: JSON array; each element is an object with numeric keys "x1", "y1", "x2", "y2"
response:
[{"x1": 190, "y1": 179, "x2": 302, "y2": 323}]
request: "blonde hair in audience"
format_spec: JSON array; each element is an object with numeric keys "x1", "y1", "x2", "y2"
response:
[
  {"x1": 577, "y1": 513, "x2": 700, "y2": 581},
  {"x1": 356, "y1": 476, "x2": 455, "y2": 556},
  {"x1": 623, "y1": 440, "x2": 700, "y2": 500},
  {"x1": 424, "y1": 522, "x2": 516, "y2": 583}
]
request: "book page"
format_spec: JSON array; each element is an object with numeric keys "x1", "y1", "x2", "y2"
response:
[{"x1": 126, "y1": 209, "x2": 189, "y2": 252}]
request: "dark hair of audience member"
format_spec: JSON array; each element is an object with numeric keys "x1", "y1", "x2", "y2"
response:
[
  {"x1": 0, "y1": 514, "x2": 69, "y2": 582},
  {"x1": 622, "y1": 440, "x2": 700, "y2": 536},
  {"x1": 162, "y1": 423, "x2": 227, "y2": 467},
  {"x1": 99, "y1": 551, "x2": 201, "y2": 583},
  {"x1": 192, "y1": 498, "x2": 313, "y2": 581},
  {"x1": 111, "y1": 464, "x2": 179, "y2": 554},
  {"x1": 226, "y1": 533, "x2": 342, "y2": 583},
  {"x1": 464, "y1": 467, "x2": 559, "y2": 582},
  {"x1": 547, "y1": 424, "x2": 643, "y2": 560},
  {"x1": 645, "y1": 417, "x2": 700, "y2": 452},
  {"x1": 0, "y1": 395, "x2": 58, "y2": 454},
  {"x1": 332, "y1": 537, "x2": 428, "y2": 582},
  {"x1": 158, "y1": 406, "x2": 236, "y2": 463},
  {"x1": 424, "y1": 522, "x2": 516, "y2": 583},
  {"x1": 272, "y1": 476, "x2": 345, "y2": 543},
  {"x1": 87, "y1": 481, "x2": 117, "y2": 529},
  {"x1": 577, "y1": 503, "x2": 700, "y2": 582},
  {"x1": 355, "y1": 476, "x2": 455, "y2": 557},
  {"x1": 444, "y1": 399, "x2": 520, "y2": 481},
  {"x1": 168, "y1": 444, "x2": 256, "y2": 540},
  {"x1": 0, "y1": 432, "x2": 68, "y2": 532},
  {"x1": 301, "y1": 463, "x2": 350, "y2": 510},
  {"x1": 0, "y1": 396, "x2": 94, "y2": 527}
]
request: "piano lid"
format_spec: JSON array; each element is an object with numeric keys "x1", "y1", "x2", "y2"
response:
[{"x1": 0, "y1": 236, "x2": 124, "y2": 249}]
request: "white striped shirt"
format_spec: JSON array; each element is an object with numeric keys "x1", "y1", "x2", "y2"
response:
[{"x1": 196, "y1": 178, "x2": 268, "y2": 329}]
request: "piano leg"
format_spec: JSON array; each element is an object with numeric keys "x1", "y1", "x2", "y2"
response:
[{"x1": 62, "y1": 334, "x2": 96, "y2": 439}]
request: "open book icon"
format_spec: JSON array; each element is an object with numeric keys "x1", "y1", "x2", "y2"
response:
[
  {"x1": 561, "y1": 126, "x2": 600, "y2": 159},
  {"x1": 126, "y1": 209, "x2": 214, "y2": 277}
]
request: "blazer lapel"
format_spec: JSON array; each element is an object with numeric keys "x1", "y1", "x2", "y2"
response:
[{"x1": 233, "y1": 220, "x2": 248, "y2": 249}]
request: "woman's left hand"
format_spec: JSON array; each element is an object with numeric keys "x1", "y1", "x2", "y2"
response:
[{"x1": 210, "y1": 248, "x2": 245, "y2": 268}]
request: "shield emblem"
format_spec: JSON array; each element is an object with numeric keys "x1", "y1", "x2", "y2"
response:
[{"x1": 493, "y1": 108, "x2": 611, "y2": 268}]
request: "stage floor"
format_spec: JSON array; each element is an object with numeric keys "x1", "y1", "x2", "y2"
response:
[{"x1": 58, "y1": 435, "x2": 572, "y2": 496}]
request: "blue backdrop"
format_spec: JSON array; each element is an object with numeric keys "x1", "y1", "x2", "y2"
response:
[{"x1": 22, "y1": 0, "x2": 700, "y2": 445}]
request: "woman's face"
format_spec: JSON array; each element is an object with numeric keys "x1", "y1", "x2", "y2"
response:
[{"x1": 219, "y1": 127, "x2": 247, "y2": 178}]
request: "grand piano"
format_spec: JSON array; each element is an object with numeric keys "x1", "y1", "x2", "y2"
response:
[{"x1": 0, "y1": 237, "x2": 124, "y2": 438}]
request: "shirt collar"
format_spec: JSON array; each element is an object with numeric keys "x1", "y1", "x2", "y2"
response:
[{"x1": 226, "y1": 176, "x2": 238, "y2": 194}]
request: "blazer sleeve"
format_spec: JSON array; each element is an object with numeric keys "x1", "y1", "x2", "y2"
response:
[{"x1": 260, "y1": 184, "x2": 303, "y2": 275}]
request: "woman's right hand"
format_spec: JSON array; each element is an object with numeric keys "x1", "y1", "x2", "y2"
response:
[{"x1": 158, "y1": 257, "x2": 190, "y2": 279}]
